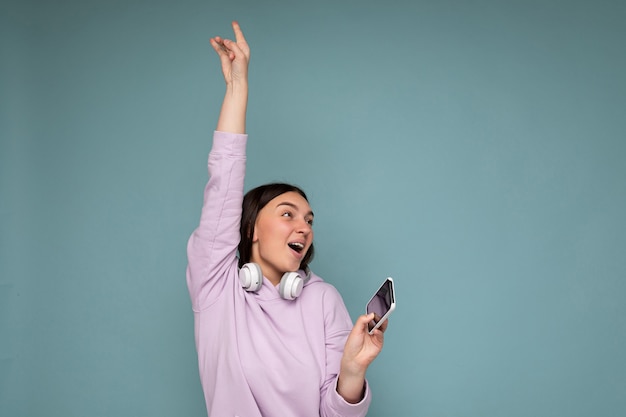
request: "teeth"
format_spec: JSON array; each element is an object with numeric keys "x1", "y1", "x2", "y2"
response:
[{"x1": 289, "y1": 242, "x2": 304, "y2": 251}]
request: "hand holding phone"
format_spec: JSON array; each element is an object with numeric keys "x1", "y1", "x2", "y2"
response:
[{"x1": 366, "y1": 277, "x2": 396, "y2": 334}]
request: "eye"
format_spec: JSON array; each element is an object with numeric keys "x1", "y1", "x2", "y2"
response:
[
  {"x1": 281, "y1": 211, "x2": 293, "y2": 218},
  {"x1": 306, "y1": 218, "x2": 314, "y2": 226}
]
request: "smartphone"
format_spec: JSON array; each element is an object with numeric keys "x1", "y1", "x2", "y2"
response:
[{"x1": 366, "y1": 277, "x2": 396, "y2": 334}]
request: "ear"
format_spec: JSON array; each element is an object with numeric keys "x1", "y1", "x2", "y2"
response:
[{"x1": 251, "y1": 225, "x2": 258, "y2": 243}]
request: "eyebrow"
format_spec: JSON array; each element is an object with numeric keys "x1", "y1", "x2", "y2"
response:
[{"x1": 276, "y1": 202, "x2": 314, "y2": 218}]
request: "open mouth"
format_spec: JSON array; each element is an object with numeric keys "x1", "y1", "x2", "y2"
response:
[{"x1": 288, "y1": 242, "x2": 305, "y2": 253}]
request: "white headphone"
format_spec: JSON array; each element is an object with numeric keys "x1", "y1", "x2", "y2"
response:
[{"x1": 239, "y1": 263, "x2": 311, "y2": 300}]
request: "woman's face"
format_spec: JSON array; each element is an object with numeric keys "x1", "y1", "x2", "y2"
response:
[{"x1": 250, "y1": 191, "x2": 314, "y2": 285}]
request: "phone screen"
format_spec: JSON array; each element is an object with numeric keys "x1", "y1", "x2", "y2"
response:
[{"x1": 366, "y1": 278, "x2": 395, "y2": 333}]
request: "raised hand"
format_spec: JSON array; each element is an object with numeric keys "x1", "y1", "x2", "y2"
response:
[
  {"x1": 211, "y1": 21, "x2": 249, "y2": 134},
  {"x1": 210, "y1": 21, "x2": 250, "y2": 87}
]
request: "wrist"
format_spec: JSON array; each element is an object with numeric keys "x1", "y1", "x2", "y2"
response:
[
  {"x1": 217, "y1": 82, "x2": 248, "y2": 134},
  {"x1": 340, "y1": 357, "x2": 368, "y2": 378},
  {"x1": 336, "y1": 372, "x2": 366, "y2": 404},
  {"x1": 225, "y1": 80, "x2": 248, "y2": 95}
]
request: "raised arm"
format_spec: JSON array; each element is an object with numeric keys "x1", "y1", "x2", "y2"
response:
[
  {"x1": 210, "y1": 21, "x2": 250, "y2": 133},
  {"x1": 186, "y1": 23, "x2": 251, "y2": 311}
]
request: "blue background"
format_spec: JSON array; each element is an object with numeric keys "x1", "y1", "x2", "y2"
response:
[{"x1": 2, "y1": 0, "x2": 625, "y2": 416}]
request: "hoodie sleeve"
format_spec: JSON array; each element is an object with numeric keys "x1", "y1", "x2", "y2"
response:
[{"x1": 186, "y1": 131, "x2": 248, "y2": 312}]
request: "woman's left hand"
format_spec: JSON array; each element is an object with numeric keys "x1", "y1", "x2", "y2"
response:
[
  {"x1": 342, "y1": 313, "x2": 386, "y2": 373},
  {"x1": 336, "y1": 313, "x2": 387, "y2": 403}
]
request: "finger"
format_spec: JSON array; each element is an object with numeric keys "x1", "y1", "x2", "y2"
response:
[
  {"x1": 232, "y1": 21, "x2": 248, "y2": 47},
  {"x1": 211, "y1": 37, "x2": 240, "y2": 63},
  {"x1": 210, "y1": 38, "x2": 229, "y2": 57},
  {"x1": 210, "y1": 38, "x2": 235, "y2": 77},
  {"x1": 223, "y1": 38, "x2": 245, "y2": 61},
  {"x1": 369, "y1": 317, "x2": 386, "y2": 341},
  {"x1": 369, "y1": 327, "x2": 385, "y2": 347},
  {"x1": 378, "y1": 318, "x2": 389, "y2": 333},
  {"x1": 361, "y1": 313, "x2": 375, "y2": 325},
  {"x1": 357, "y1": 313, "x2": 375, "y2": 334}
]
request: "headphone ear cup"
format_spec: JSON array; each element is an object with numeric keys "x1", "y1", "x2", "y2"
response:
[
  {"x1": 239, "y1": 263, "x2": 263, "y2": 292},
  {"x1": 278, "y1": 272, "x2": 304, "y2": 300}
]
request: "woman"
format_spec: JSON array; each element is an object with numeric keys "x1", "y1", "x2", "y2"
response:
[{"x1": 186, "y1": 21, "x2": 386, "y2": 417}]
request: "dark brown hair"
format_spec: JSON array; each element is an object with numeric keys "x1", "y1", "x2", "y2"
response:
[{"x1": 238, "y1": 183, "x2": 315, "y2": 270}]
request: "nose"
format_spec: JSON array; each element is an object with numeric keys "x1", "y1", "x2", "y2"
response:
[{"x1": 296, "y1": 218, "x2": 312, "y2": 234}]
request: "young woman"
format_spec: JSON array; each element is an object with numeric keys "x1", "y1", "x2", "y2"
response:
[{"x1": 186, "y1": 22, "x2": 386, "y2": 417}]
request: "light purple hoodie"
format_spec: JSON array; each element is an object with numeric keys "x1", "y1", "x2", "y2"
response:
[{"x1": 186, "y1": 131, "x2": 371, "y2": 416}]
